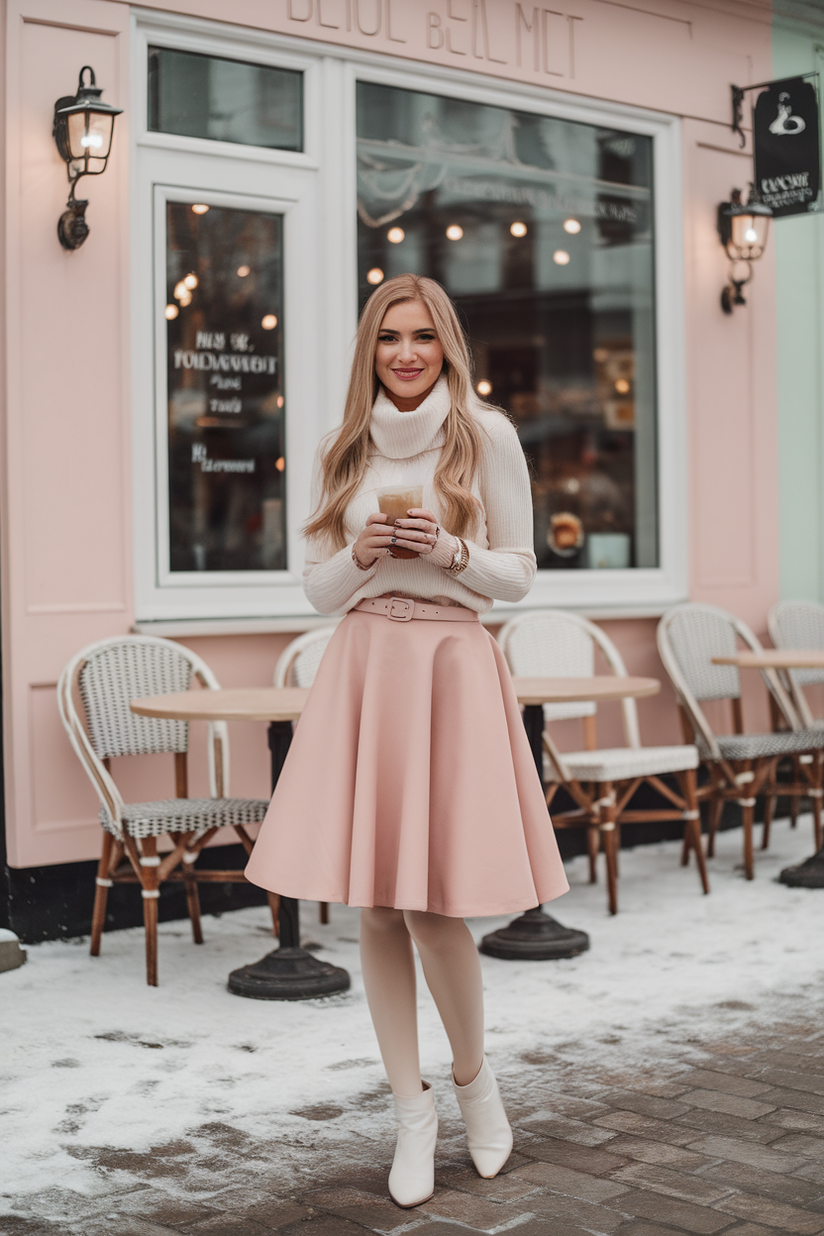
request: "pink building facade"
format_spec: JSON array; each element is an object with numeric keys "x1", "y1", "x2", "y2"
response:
[{"x1": 1, "y1": 0, "x2": 782, "y2": 904}]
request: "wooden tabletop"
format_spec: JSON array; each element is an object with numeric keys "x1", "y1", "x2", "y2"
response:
[
  {"x1": 130, "y1": 676, "x2": 661, "y2": 722},
  {"x1": 130, "y1": 687, "x2": 310, "y2": 722},
  {"x1": 712, "y1": 650, "x2": 824, "y2": 670},
  {"x1": 512, "y1": 676, "x2": 660, "y2": 705}
]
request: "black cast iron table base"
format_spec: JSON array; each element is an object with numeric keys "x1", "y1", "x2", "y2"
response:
[
  {"x1": 228, "y1": 721, "x2": 351, "y2": 1001},
  {"x1": 779, "y1": 847, "x2": 824, "y2": 889},
  {"x1": 480, "y1": 703, "x2": 590, "y2": 962}
]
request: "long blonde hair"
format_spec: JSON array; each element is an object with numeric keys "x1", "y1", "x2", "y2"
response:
[{"x1": 305, "y1": 274, "x2": 486, "y2": 548}]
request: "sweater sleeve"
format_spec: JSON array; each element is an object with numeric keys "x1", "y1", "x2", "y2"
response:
[
  {"x1": 459, "y1": 415, "x2": 537, "y2": 604},
  {"x1": 302, "y1": 443, "x2": 378, "y2": 614}
]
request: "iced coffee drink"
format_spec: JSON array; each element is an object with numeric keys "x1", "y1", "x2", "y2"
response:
[{"x1": 378, "y1": 485, "x2": 424, "y2": 558}]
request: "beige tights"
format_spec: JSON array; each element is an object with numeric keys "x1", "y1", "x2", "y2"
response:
[{"x1": 360, "y1": 907, "x2": 485, "y2": 1098}]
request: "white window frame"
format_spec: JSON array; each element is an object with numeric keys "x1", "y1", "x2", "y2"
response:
[{"x1": 131, "y1": 9, "x2": 686, "y2": 625}]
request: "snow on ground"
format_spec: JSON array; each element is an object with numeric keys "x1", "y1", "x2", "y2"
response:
[{"x1": 2, "y1": 816, "x2": 823, "y2": 1217}]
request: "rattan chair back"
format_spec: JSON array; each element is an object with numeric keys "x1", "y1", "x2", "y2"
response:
[
  {"x1": 274, "y1": 625, "x2": 339, "y2": 688},
  {"x1": 768, "y1": 600, "x2": 824, "y2": 726},
  {"x1": 497, "y1": 609, "x2": 641, "y2": 746}
]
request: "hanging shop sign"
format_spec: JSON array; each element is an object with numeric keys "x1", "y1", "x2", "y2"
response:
[
  {"x1": 732, "y1": 75, "x2": 821, "y2": 219},
  {"x1": 753, "y1": 77, "x2": 821, "y2": 217}
]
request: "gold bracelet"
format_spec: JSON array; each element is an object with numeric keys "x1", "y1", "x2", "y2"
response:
[
  {"x1": 352, "y1": 543, "x2": 376, "y2": 572},
  {"x1": 444, "y1": 537, "x2": 469, "y2": 576}
]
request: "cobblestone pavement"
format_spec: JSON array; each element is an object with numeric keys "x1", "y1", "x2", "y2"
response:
[{"x1": 5, "y1": 1014, "x2": 824, "y2": 1236}]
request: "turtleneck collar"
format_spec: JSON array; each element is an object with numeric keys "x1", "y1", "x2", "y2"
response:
[{"x1": 369, "y1": 374, "x2": 451, "y2": 460}]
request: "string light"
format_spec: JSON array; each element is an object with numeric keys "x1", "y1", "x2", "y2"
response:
[
  {"x1": 563, "y1": 218, "x2": 581, "y2": 234},
  {"x1": 510, "y1": 222, "x2": 527, "y2": 237},
  {"x1": 191, "y1": 204, "x2": 209, "y2": 215},
  {"x1": 387, "y1": 227, "x2": 405, "y2": 243},
  {"x1": 553, "y1": 249, "x2": 571, "y2": 265},
  {"x1": 446, "y1": 224, "x2": 463, "y2": 241},
  {"x1": 367, "y1": 268, "x2": 384, "y2": 284},
  {"x1": 237, "y1": 265, "x2": 250, "y2": 277},
  {"x1": 261, "y1": 314, "x2": 278, "y2": 330},
  {"x1": 164, "y1": 304, "x2": 179, "y2": 320},
  {"x1": 477, "y1": 380, "x2": 492, "y2": 396},
  {"x1": 183, "y1": 273, "x2": 198, "y2": 290}
]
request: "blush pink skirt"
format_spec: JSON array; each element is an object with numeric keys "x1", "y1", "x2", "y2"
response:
[{"x1": 245, "y1": 606, "x2": 569, "y2": 918}]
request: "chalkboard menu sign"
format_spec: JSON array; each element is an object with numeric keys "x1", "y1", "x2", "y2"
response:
[
  {"x1": 166, "y1": 201, "x2": 285, "y2": 572},
  {"x1": 754, "y1": 77, "x2": 822, "y2": 218}
]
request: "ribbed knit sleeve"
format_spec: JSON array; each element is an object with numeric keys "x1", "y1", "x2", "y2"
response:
[
  {"x1": 303, "y1": 443, "x2": 378, "y2": 614},
  {"x1": 460, "y1": 413, "x2": 537, "y2": 603}
]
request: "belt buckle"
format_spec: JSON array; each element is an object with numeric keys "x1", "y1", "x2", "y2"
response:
[{"x1": 388, "y1": 597, "x2": 413, "y2": 622}]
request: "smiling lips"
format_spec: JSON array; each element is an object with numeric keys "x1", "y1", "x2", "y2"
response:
[{"x1": 392, "y1": 367, "x2": 425, "y2": 381}]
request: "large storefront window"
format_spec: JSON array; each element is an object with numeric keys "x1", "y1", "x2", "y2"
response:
[
  {"x1": 165, "y1": 201, "x2": 286, "y2": 573},
  {"x1": 357, "y1": 83, "x2": 658, "y2": 572}
]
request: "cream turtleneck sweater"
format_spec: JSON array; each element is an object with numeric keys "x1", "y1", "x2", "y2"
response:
[{"x1": 303, "y1": 376, "x2": 537, "y2": 615}]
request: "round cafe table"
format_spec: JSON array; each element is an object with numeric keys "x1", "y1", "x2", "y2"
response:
[
  {"x1": 712, "y1": 649, "x2": 824, "y2": 888},
  {"x1": 131, "y1": 674, "x2": 660, "y2": 994}
]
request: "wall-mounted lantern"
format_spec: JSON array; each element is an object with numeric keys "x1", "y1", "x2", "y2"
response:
[
  {"x1": 716, "y1": 185, "x2": 772, "y2": 314},
  {"x1": 52, "y1": 66, "x2": 123, "y2": 250}
]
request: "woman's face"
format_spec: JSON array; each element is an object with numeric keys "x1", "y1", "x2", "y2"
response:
[{"x1": 375, "y1": 300, "x2": 444, "y2": 408}]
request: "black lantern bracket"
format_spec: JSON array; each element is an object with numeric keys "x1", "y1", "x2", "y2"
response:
[
  {"x1": 53, "y1": 65, "x2": 123, "y2": 250},
  {"x1": 731, "y1": 72, "x2": 819, "y2": 148}
]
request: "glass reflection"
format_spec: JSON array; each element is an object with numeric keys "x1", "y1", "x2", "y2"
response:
[
  {"x1": 357, "y1": 83, "x2": 658, "y2": 570},
  {"x1": 166, "y1": 202, "x2": 286, "y2": 572},
  {"x1": 149, "y1": 47, "x2": 302, "y2": 152}
]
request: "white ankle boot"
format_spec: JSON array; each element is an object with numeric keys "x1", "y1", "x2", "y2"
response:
[
  {"x1": 388, "y1": 1082, "x2": 438, "y2": 1208},
  {"x1": 452, "y1": 1057, "x2": 513, "y2": 1178}
]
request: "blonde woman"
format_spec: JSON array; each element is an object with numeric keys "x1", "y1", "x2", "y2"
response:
[{"x1": 246, "y1": 274, "x2": 568, "y2": 1208}]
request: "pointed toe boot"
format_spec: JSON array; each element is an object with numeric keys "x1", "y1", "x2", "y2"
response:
[
  {"x1": 388, "y1": 1081, "x2": 438, "y2": 1208},
  {"x1": 453, "y1": 1057, "x2": 513, "y2": 1178}
]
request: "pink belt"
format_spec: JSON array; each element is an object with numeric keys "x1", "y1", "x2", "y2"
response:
[{"x1": 354, "y1": 596, "x2": 479, "y2": 623}]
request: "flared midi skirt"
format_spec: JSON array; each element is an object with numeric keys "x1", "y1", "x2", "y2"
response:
[{"x1": 245, "y1": 606, "x2": 569, "y2": 917}]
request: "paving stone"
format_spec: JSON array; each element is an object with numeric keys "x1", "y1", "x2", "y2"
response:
[
  {"x1": 522, "y1": 1188, "x2": 627, "y2": 1232},
  {"x1": 179, "y1": 1219, "x2": 285, "y2": 1236},
  {"x1": 713, "y1": 1192, "x2": 824, "y2": 1233},
  {"x1": 419, "y1": 1187, "x2": 526, "y2": 1230},
  {"x1": 605, "y1": 1135, "x2": 715, "y2": 1171},
  {"x1": 678, "y1": 1072, "x2": 774, "y2": 1100},
  {"x1": 516, "y1": 1110, "x2": 620, "y2": 1146},
  {"x1": 673, "y1": 1109, "x2": 788, "y2": 1145},
  {"x1": 82, "y1": 1220, "x2": 182, "y2": 1236},
  {"x1": 715, "y1": 1226, "x2": 780, "y2": 1236},
  {"x1": 511, "y1": 1159, "x2": 630, "y2": 1202},
  {"x1": 679, "y1": 1091, "x2": 777, "y2": 1121},
  {"x1": 794, "y1": 1163, "x2": 824, "y2": 1186},
  {"x1": 595, "y1": 1111, "x2": 701, "y2": 1146},
  {"x1": 239, "y1": 1201, "x2": 318, "y2": 1230},
  {"x1": 768, "y1": 1133, "x2": 824, "y2": 1157},
  {"x1": 616, "y1": 1224, "x2": 705, "y2": 1236},
  {"x1": 281, "y1": 1216, "x2": 374, "y2": 1236},
  {"x1": 271, "y1": 1187, "x2": 391, "y2": 1231},
  {"x1": 614, "y1": 1188, "x2": 736, "y2": 1234},
  {"x1": 434, "y1": 1164, "x2": 540, "y2": 1202},
  {"x1": 749, "y1": 1068, "x2": 824, "y2": 1098},
  {"x1": 756, "y1": 1089, "x2": 824, "y2": 1118},
  {"x1": 518, "y1": 1136, "x2": 628, "y2": 1175},
  {"x1": 699, "y1": 1161, "x2": 824, "y2": 1208},
  {"x1": 683, "y1": 1134, "x2": 808, "y2": 1173},
  {"x1": 611, "y1": 1164, "x2": 733, "y2": 1206},
  {"x1": 763, "y1": 1109, "x2": 824, "y2": 1136},
  {"x1": 101, "y1": 1190, "x2": 220, "y2": 1226},
  {"x1": 602, "y1": 1092, "x2": 695, "y2": 1121}
]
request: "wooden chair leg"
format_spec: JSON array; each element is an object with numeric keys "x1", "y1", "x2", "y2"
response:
[
  {"x1": 267, "y1": 892, "x2": 280, "y2": 937},
  {"x1": 90, "y1": 830, "x2": 114, "y2": 957},
  {"x1": 740, "y1": 799, "x2": 755, "y2": 880},
  {"x1": 680, "y1": 770, "x2": 709, "y2": 895},
  {"x1": 762, "y1": 794, "x2": 774, "y2": 851},
  {"x1": 319, "y1": 901, "x2": 329, "y2": 924},
  {"x1": 707, "y1": 797, "x2": 723, "y2": 858},
  {"x1": 812, "y1": 755, "x2": 823, "y2": 852},
  {"x1": 600, "y1": 784, "x2": 618, "y2": 914},
  {"x1": 790, "y1": 783, "x2": 798, "y2": 830},
  {"x1": 140, "y1": 836, "x2": 160, "y2": 986},
  {"x1": 587, "y1": 826, "x2": 599, "y2": 883},
  {"x1": 183, "y1": 855, "x2": 204, "y2": 945}
]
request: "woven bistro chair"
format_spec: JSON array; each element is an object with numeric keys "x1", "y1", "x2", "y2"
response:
[
  {"x1": 497, "y1": 610, "x2": 707, "y2": 914},
  {"x1": 767, "y1": 600, "x2": 824, "y2": 833},
  {"x1": 58, "y1": 635, "x2": 273, "y2": 986},
  {"x1": 657, "y1": 603, "x2": 824, "y2": 879},
  {"x1": 273, "y1": 624, "x2": 339, "y2": 921}
]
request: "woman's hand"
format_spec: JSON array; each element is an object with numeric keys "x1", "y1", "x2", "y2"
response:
[
  {"x1": 352, "y1": 513, "x2": 396, "y2": 568},
  {"x1": 394, "y1": 508, "x2": 459, "y2": 568}
]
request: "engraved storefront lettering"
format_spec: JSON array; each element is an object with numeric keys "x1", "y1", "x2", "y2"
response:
[{"x1": 515, "y1": 3, "x2": 579, "y2": 76}]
